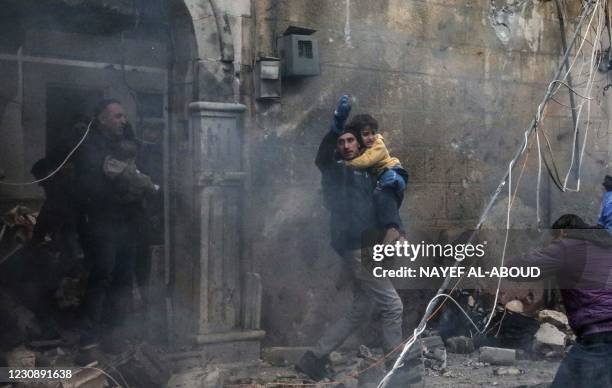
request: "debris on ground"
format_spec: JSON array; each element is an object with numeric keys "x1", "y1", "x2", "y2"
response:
[
  {"x1": 533, "y1": 323, "x2": 566, "y2": 358},
  {"x1": 421, "y1": 335, "x2": 447, "y2": 371},
  {"x1": 445, "y1": 336, "x2": 474, "y2": 354},
  {"x1": 479, "y1": 346, "x2": 516, "y2": 366}
]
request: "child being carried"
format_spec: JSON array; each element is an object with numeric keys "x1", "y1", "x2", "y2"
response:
[{"x1": 344, "y1": 112, "x2": 408, "y2": 243}]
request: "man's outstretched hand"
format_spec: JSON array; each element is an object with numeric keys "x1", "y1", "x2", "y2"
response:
[{"x1": 331, "y1": 95, "x2": 351, "y2": 134}]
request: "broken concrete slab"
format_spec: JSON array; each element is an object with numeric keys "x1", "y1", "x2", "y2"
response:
[
  {"x1": 445, "y1": 336, "x2": 474, "y2": 354},
  {"x1": 261, "y1": 347, "x2": 311, "y2": 366},
  {"x1": 538, "y1": 310, "x2": 569, "y2": 330},
  {"x1": 479, "y1": 347, "x2": 516, "y2": 366},
  {"x1": 533, "y1": 323, "x2": 566, "y2": 357}
]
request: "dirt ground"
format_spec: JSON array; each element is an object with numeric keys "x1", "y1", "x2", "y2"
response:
[{"x1": 221, "y1": 350, "x2": 559, "y2": 388}]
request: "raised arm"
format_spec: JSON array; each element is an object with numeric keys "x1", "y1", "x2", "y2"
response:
[{"x1": 315, "y1": 130, "x2": 339, "y2": 172}]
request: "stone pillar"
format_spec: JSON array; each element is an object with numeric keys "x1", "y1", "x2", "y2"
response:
[{"x1": 175, "y1": 101, "x2": 263, "y2": 364}]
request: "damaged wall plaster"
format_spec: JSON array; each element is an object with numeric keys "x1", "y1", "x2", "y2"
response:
[{"x1": 489, "y1": 0, "x2": 545, "y2": 51}]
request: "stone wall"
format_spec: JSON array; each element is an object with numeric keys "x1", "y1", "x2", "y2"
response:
[{"x1": 245, "y1": 0, "x2": 610, "y2": 345}]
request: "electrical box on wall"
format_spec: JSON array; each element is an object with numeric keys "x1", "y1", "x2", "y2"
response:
[
  {"x1": 255, "y1": 57, "x2": 281, "y2": 100},
  {"x1": 278, "y1": 26, "x2": 320, "y2": 77}
]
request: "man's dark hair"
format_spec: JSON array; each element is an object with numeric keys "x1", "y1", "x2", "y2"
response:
[
  {"x1": 603, "y1": 175, "x2": 612, "y2": 192},
  {"x1": 552, "y1": 214, "x2": 590, "y2": 230},
  {"x1": 345, "y1": 114, "x2": 379, "y2": 134},
  {"x1": 92, "y1": 98, "x2": 122, "y2": 121}
]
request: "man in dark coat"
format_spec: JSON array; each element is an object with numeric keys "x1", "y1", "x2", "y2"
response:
[
  {"x1": 296, "y1": 97, "x2": 406, "y2": 382},
  {"x1": 74, "y1": 99, "x2": 144, "y2": 352},
  {"x1": 508, "y1": 214, "x2": 612, "y2": 387}
]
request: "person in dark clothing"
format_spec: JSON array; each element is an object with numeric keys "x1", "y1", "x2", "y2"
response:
[
  {"x1": 74, "y1": 99, "x2": 144, "y2": 352},
  {"x1": 507, "y1": 214, "x2": 612, "y2": 388},
  {"x1": 296, "y1": 97, "x2": 407, "y2": 382}
]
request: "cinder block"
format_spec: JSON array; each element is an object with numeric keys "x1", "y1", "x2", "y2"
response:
[{"x1": 479, "y1": 346, "x2": 516, "y2": 365}]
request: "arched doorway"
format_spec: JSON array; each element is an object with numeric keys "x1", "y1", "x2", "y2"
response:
[{"x1": 0, "y1": 0, "x2": 261, "y2": 365}]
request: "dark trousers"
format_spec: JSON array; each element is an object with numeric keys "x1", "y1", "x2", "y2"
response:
[
  {"x1": 551, "y1": 335, "x2": 612, "y2": 388},
  {"x1": 312, "y1": 250, "x2": 403, "y2": 358},
  {"x1": 374, "y1": 186, "x2": 404, "y2": 230},
  {"x1": 81, "y1": 215, "x2": 137, "y2": 342}
]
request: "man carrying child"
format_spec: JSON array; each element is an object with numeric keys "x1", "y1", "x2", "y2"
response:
[{"x1": 296, "y1": 96, "x2": 417, "y2": 385}]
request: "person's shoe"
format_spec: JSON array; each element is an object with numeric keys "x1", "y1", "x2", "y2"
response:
[{"x1": 295, "y1": 351, "x2": 328, "y2": 381}]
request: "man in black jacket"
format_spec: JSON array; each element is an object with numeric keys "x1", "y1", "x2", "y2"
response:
[
  {"x1": 74, "y1": 99, "x2": 143, "y2": 353},
  {"x1": 296, "y1": 97, "x2": 405, "y2": 381}
]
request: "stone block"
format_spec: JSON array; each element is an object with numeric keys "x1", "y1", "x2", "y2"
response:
[
  {"x1": 479, "y1": 346, "x2": 516, "y2": 365},
  {"x1": 533, "y1": 323, "x2": 566, "y2": 357},
  {"x1": 445, "y1": 336, "x2": 475, "y2": 354},
  {"x1": 537, "y1": 310, "x2": 569, "y2": 330}
]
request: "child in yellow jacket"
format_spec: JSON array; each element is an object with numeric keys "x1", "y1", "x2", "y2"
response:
[{"x1": 345, "y1": 114, "x2": 408, "y2": 243}]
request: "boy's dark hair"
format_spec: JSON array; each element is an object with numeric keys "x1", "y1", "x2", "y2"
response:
[
  {"x1": 552, "y1": 214, "x2": 590, "y2": 230},
  {"x1": 345, "y1": 114, "x2": 379, "y2": 134},
  {"x1": 603, "y1": 175, "x2": 612, "y2": 191}
]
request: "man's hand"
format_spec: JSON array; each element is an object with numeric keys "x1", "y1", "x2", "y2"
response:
[
  {"x1": 379, "y1": 169, "x2": 406, "y2": 191},
  {"x1": 331, "y1": 95, "x2": 351, "y2": 134}
]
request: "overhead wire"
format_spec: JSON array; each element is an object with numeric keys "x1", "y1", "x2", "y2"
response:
[
  {"x1": 379, "y1": 2, "x2": 601, "y2": 386},
  {"x1": 0, "y1": 119, "x2": 93, "y2": 186}
]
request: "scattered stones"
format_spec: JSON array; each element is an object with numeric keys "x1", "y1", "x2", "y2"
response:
[
  {"x1": 494, "y1": 366, "x2": 523, "y2": 376},
  {"x1": 445, "y1": 336, "x2": 475, "y2": 354},
  {"x1": 538, "y1": 310, "x2": 569, "y2": 330},
  {"x1": 533, "y1": 323, "x2": 566, "y2": 357},
  {"x1": 479, "y1": 347, "x2": 516, "y2": 366}
]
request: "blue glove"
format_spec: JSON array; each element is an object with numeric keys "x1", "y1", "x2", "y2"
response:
[
  {"x1": 379, "y1": 169, "x2": 407, "y2": 191},
  {"x1": 331, "y1": 95, "x2": 351, "y2": 134}
]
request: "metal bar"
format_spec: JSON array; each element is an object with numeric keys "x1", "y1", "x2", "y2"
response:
[{"x1": 0, "y1": 53, "x2": 167, "y2": 74}]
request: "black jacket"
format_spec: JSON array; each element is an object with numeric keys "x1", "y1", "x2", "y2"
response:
[
  {"x1": 315, "y1": 131, "x2": 377, "y2": 253},
  {"x1": 74, "y1": 126, "x2": 141, "y2": 222}
]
